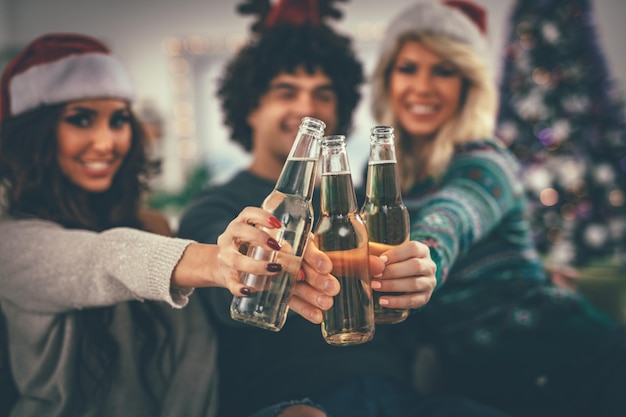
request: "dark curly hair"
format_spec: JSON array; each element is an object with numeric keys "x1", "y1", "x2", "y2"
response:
[{"x1": 217, "y1": 23, "x2": 364, "y2": 152}]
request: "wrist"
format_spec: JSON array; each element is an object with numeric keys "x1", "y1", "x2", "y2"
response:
[{"x1": 171, "y1": 243, "x2": 218, "y2": 288}]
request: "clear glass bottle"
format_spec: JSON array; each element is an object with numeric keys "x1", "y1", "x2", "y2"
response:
[
  {"x1": 313, "y1": 135, "x2": 375, "y2": 346},
  {"x1": 360, "y1": 126, "x2": 411, "y2": 324},
  {"x1": 230, "y1": 116, "x2": 326, "y2": 331}
]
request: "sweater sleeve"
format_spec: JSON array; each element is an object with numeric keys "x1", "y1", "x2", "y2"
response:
[
  {"x1": 406, "y1": 143, "x2": 525, "y2": 288},
  {"x1": 0, "y1": 218, "x2": 195, "y2": 313},
  {"x1": 178, "y1": 190, "x2": 243, "y2": 327}
]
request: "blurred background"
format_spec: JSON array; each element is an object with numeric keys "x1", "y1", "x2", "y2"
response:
[
  {"x1": 1, "y1": 0, "x2": 530, "y2": 187},
  {"x1": 1, "y1": 0, "x2": 623, "y2": 185},
  {"x1": 1, "y1": 1, "x2": 625, "y2": 311}
]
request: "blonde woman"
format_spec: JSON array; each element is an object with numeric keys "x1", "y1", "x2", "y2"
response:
[{"x1": 370, "y1": 1, "x2": 626, "y2": 416}]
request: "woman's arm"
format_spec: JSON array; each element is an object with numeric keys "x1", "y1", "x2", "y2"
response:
[
  {"x1": 0, "y1": 208, "x2": 292, "y2": 313},
  {"x1": 0, "y1": 217, "x2": 193, "y2": 313},
  {"x1": 406, "y1": 144, "x2": 525, "y2": 287}
]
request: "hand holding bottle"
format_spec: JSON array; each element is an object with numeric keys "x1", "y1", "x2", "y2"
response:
[
  {"x1": 360, "y1": 126, "x2": 413, "y2": 323},
  {"x1": 230, "y1": 117, "x2": 326, "y2": 331},
  {"x1": 359, "y1": 126, "x2": 439, "y2": 322},
  {"x1": 313, "y1": 135, "x2": 376, "y2": 346},
  {"x1": 370, "y1": 240, "x2": 437, "y2": 311},
  {"x1": 290, "y1": 236, "x2": 386, "y2": 324},
  {"x1": 217, "y1": 205, "x2": 385, "y2": 328},
  {"x1": 214, "y1": 206, "x2": 301, "y2": 294}
]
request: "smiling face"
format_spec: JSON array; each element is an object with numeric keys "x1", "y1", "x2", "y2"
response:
[
  {"x1": 389, "y1": 40, "x2": 463, "y2": 144},
  {"x1": 246, "y1": 66, "x2": 338, "y2": 179},
  {"x1": 56, "y1": 99, "x2": 132, "y2": 192}
]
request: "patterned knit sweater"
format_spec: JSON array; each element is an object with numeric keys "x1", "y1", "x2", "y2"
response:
[
  {"x1": 407, "y1": 139, "x2": 545, "y2": 288},
  {"x1": 404, "y1": 140, "x2": 615, "y2": 386}
]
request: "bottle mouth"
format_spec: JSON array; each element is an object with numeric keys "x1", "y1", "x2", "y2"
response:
[
  {"x1": 300, "y1": 116, "x2": 326, "y2": 133},
  {"x1": 370, "y1": 125, "x2": 394, "y2": 142},
  {"x1": 322, "y1": 135, "x2": 345, "y2": 147}
]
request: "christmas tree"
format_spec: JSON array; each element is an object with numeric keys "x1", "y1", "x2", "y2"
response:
[{"x1": 497, "y1": 0, "x2": 626, "y2": 267}]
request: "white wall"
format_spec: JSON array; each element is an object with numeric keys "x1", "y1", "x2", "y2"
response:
[
  {"x1": 0, "y1": 0, "x2": 11, "y2": 45},
  {"x1": 1, "y1": 0, "x2": 624, "y2": 189}
]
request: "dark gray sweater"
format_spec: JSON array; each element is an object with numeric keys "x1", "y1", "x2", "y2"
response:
[{"x1": 178, "y1": 171, "x2": 413, "y2": 417}]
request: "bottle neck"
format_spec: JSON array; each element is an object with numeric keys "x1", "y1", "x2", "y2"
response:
[
  {"x1": 275, "y1": 157, "x2": 318, "y2": 198},
  {"x1": 319, "y1": 140, "x2": 358, "y2": 214},
  {"x1": 365, "y1": 161, "x2": 403, "y2": 202},
  {"x1": 320, "y1": 172, "x2": 358, "y2": 215},
  {"x1": 365, "y1": 140, "x2": 403, "y2": 203},
  {"x1": 275, "y1": 128, "x2": 322, "y2": 198},
  {"x1": 369, "y1": 140, "x2": 397, "y2": 164}
]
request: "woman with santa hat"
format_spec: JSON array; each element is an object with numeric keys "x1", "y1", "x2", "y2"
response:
[{"x1": 369, "y1": 1, "x2": 626, "y2": 416}]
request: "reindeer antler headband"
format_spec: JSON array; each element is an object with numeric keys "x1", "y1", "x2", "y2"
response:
[{"x1": 237, "y1": 0, "x2": 348, "y2": 33}]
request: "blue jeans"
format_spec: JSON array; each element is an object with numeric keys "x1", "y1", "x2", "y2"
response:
[{"x1": 312, "y1": 374, "x2": 509, "y2": 417}]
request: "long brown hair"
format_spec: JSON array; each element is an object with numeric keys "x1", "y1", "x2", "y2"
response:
[
  {"x1": 0, "y1": 102, "x2": 167, "y2": 408},
  {"x1": 0, "y1": 103, "x2": 157, "y2": 229}
]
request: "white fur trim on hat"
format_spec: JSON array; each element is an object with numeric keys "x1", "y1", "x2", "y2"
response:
[
  {"x1": 9, "y1": 52, "x2": 135, "y2": 115},
  {"x1": 380, "y1": 0, "x2": 488, "y2": 61}
]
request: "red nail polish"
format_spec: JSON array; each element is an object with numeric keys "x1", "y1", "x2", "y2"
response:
[
  {"x1": 266, "y1": 263, "x2": 282, "y2": 272},
  {"x1": 267, "y1": 238, "x2": 282, "y2": 251},
  {"x1": 268, "y1": 216, "x2": 282, "y2": 228},
  {"x1": 297, "y1": 269, "x2": 305, "y2": 281}
]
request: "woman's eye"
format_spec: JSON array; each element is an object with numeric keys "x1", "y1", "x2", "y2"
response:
[
  {"x1": 64, "y1": 114, "x2": 91, "y2": 127},
  {"x1": 433, "y1": 66, "x2": 458, "y2": 77},
  {"x1": 395, "y1": 64, "x2": 416, "y2": 74},
  {"x1": 110, "y1": 113, "x2": 131, "y2": 129}
]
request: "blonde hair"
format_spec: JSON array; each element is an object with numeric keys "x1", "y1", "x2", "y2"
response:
[{"x1": 371, "y1": 33, "x2": 498, "y2": 191}]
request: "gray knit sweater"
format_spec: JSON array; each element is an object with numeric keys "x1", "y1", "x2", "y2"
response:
[{"x1": 0, "y1": 216, "x2": 218, "y2": 417}]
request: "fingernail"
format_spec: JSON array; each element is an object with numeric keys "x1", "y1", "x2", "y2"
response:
[
  {"x1": 317, "y1": 295, "x2": 332, "y2": 309},
  {"x1": 317, "y1": 259, "x2": 328, "y2": 272},
  {"x1": 371, "y1": 280, "x2": 382, "y2": 289},
  {"x1": 380, "y1": 255, "x2": 388, "y2": 264},
  {"x1": 297, "y1": 269, "x2": 305, "y2": 281},
  {"x1": 240, "y1": 287, "x2": 251, "y2": 296},
  {"x1": 310, "y1": 310, "x2": 322, "y2": 323},
  {"x1": 322, "y1": 279, "x2": 335, "y2": 293},
  {"x1": 266, "y1": 263, "x2": 282, "y2": 272},
  {"x1": 269, "y1": 216, "x2": 282, "y2": 228},
  {"x1": 378, "y1": 298, "x2": 390, "y2": 306},
  {"x1": 267, "y1": 237, "x2": 281, "y2": 251}
]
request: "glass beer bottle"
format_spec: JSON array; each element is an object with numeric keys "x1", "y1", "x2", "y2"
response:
[
  {"x1": 230, "y1": 116, "x2": 326, "y2": 331},
  {"x1": 360, "y1": 126, "x2": 411, "y2": 324},
  {"x1": 313, "y1": 135, "x2": 375, "y2": 346}
]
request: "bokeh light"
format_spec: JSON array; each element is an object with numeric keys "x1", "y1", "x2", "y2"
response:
[{"x1": 540, "y1": 188, "x2": 559, "y2": 206}]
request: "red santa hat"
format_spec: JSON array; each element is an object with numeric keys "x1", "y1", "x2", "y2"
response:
[
  {"x1": 379, "y1": 0, "x2": 488, "y2": 60},
  {"x1": 0, "y1": 33, "x2": 135, "y2": 122},
  {"x1": 265, "y1": 0, "x2": 320, "y2": 27}
]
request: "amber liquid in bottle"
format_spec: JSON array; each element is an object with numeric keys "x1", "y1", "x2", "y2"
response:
[
  {"x1": 360, "y1": 126, "x2": 411, "y2": 324},
  {"x1": 314, "y1": 135, "x2": 375, "y2": 346}
]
